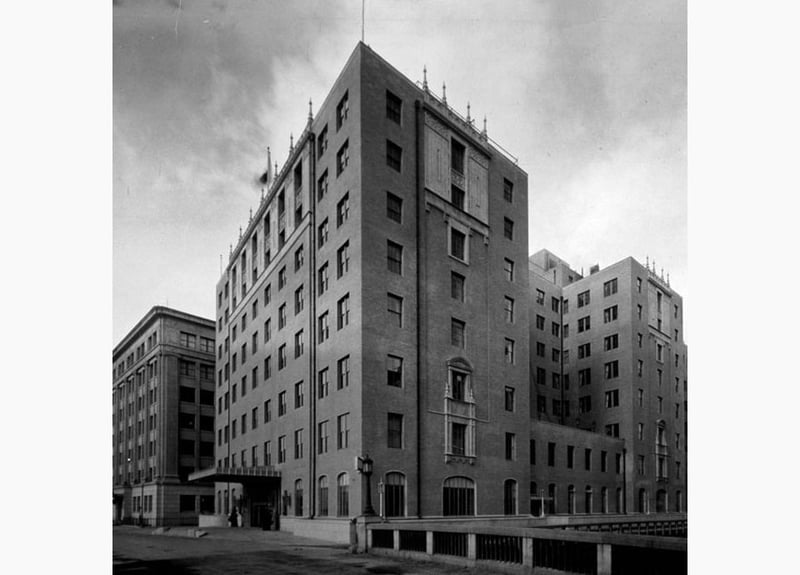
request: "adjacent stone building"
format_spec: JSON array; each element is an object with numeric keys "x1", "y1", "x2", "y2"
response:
[
  {"x1": 529, "y1": 249, "x2": 687, "y2": 515},
  {"x1": 112, "y1": 306, "x2": 216, "y2": 526}
]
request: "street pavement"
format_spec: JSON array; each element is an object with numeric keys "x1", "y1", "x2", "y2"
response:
[{"x1": 113, "y1": 526, "x2": 472, "y2": 575}]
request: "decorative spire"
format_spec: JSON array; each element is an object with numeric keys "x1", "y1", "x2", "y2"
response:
[
  {"x1": 289, "y1": 133, "x2": 294, "y2": 153},
  {"x1": 229, "y1": 244, "x2": 232, "y2": 256},
  {"x1": 274, "y1": 161, "x2": 278, "y2": 177},
  {"x1": 466, "y1": 102, "x2": 472, "y2": 124},
  {"x1": 308, "y1": 98, "x2": 313, "y2": 124},
  {"x1": 646, "y1": 255, "x2": 649, "y2": 270},
  {"x1": 423, "y1": 65, "x2": 428, "y2": 92},
  {"x1": 261, "y1": 188, "x2": 265, "y2": 201},
  {"x1": 661, "y1": 267, "x2": 664, "y2": 279},
  {"x1": 442, "y1": 81, "x2": 447, "y2": 105},
  {"x1": 667, "y1": 272, "x2": 670, "y2": 286},
  {"x1": 239, "y1": 226, "x2": 242, "y2": 239},
  {"x1": 267, "y1": 146, "x2": 272, "y2": 186},
  {"x1": 249, "y1": 207, "x2": 253, "y2": 223},
  {"x1": 482, "y1": 115, "x2": 487, "y2": 139}
]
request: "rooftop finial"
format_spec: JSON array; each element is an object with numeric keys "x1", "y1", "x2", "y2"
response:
[
  {"x1": 308, "y1": 98, "x2": 313, "y2": 123},
  {"x1": 249, "y1": 207, "x2": 253, "y2": 222},
  {"x1": 274, "y1": 161, "x2": 278, "y2": 176},
  {"x1": 442, "y1": 81, "x2": 447, "y2": 105},
  {"x1": 266, "y1": 146, "x2": 272, "y2": 186},
  {"x1": 423, "y1": 65, "x2": 428, "y2": 91},
  {"x1": 466, "y1": 102, "x2": 472, "y2": 123},
  {"x1": 239, "y1": 226, "x2": 242, "y2": 239},
  {"x1": 482, "y1": 115, "x2": 487, "y2": 139},
  {"x1": 667, "y1": 272, "x2": 670, "y2": 286},
  {"x1": 229, "y1": 244, "x2": 232, "y2": 256},
  {"x1": 289, "y1": 133, "x2": 294, "y2": 153},
  {"x1": 661, "y1": 267, "x2": 664, "y2": 279},
  {"x1": 261, "y1": 188, "x2": 265, "y2": 201},
  {"x1": 646, "y1": 255, "x2": 649, "y2": 270}
]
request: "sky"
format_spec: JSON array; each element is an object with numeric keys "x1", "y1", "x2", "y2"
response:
[{"x1": 113, "y1": 0, "x2": 686, "y2": 344}]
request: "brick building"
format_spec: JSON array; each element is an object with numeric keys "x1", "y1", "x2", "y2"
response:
[
  {"x1": 529, "y1": 249, "x2": 687, "y2": 515},
  {"x1": 199, "y1": 42, "x2": 531, "y2": 540},
  {"x1": 112, "y1": 306, "x2": 216, "y2": 526}
]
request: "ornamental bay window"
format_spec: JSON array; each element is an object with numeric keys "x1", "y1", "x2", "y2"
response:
[{"x1": 444, "y1": 359, "x2": 477, "y2": 462}]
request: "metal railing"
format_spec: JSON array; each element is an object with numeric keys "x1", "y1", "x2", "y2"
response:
[
  {"x1": 476, "y1": 533, "x2": 522, "y2": 564},
  {"x1": 398, "y1": 530, "x2": 427, "y2": 553},
  {"x1": 432, "y1": 531, "x2": 467, "y2": 557}
]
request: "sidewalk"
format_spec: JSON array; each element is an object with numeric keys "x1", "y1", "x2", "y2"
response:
[{"x1": 113, "y1": 525, "x2": 471, "y2": 574}]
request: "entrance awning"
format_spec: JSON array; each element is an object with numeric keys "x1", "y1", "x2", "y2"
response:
[{"x1": 188, "y1": 465, "x2": 281, "y2": 484}]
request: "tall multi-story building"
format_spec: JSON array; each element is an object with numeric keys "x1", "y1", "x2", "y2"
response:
[
  {"x1": 112, "y1": 306, "x2": 217, "y2": 526},
  {"x1": 529, "y1": 249, "x2": 687, "y2": 515},
  {"x1": 199, "y1": 42, "x2": 530, "y2": 539}
]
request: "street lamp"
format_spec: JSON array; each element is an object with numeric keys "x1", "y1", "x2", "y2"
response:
[{"x1": 358, "y1": 454, "x2": 376, "y2": 515}]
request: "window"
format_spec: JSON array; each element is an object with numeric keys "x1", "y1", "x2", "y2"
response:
[
  {"x1": 451, "y1": 139, "x2": 465, "y2": 174},
  {"x1": 503, "y1": 178, "x2": 513, "y2": 202},
  {"x1": 387, "y1": 355, "x2": 403, "y2": 387},
  {"x1": 637, "y1": 304, "x2": 643, "y2": 320},
  {"x1": 577, "y1": 290, "x2": 590, "y2": 308},
  {"x1": 336, "y1": 241, "x2": 349, "y2": 277},
  {"x1": 443, "y1": 477, "x2": 475, "y2": 516},
  {"x1": 604, "y1": 334, "x2": 619, "y2": 351},
  {"x1": 605, "y1": 423, "x2": 620, "y2": 437},
  {"x1": 451, "y1": 422, "x2": 467, "y2": 455},
  {"x1": 318, "y1": 368, "x2": 329, "y2": 399},
  {"x1": 336, "y1": 193, "x2": 350, "y2": 227},
  {"x1": 318, "y1": 262, "x2": 329, "y2": 295},
  {"x1": 294, "y1": 428, "x2": 304, "y2": 459},
  {"x1": 336, "y1": 91, "x2": 348, "y2": 130},
  {"x1": 603, "y1": 278, "x2": 618, "y2": 296},
  {"x1": 637, "y1": 359, "x2": 644, "y2": 377},
  {"x1": 278, "y1": 304, "x2": 286, "y2": 329},
  {"x1": 317, "y1": 169, "x2": 328, "y2": 201},
  {"x1": 503, "y1": 432, "x2": 516, "y2": 461},
  {"x1": 605, "y1": 389, "x2": 619, "y2": 408},
  {"x1": 264, "y1": 356, "x2": 272, "y2": 380},
  {"x1": 504, "y1": 338, "x2": 515, "y2": 364},
  {"x1": 637, "y1": 422, "x2": 645, "y2": 440},
  {"x1": 387, "y1": 192, "x2": 402, "y2": 223},
  {"x1": 579, "y1": 395, "x2": 592, "y2": 414},
  {"x1": 567, "y1": 445, "x2": 575, "y2": 468},
  {"x1": 552, "y1": 297, "x2": 560, "y2": 313},
  {"x1": 552, "y1": 322, "x2": 560, "y2": 337},
  {"x1": 504, "y1": 258, "x2": 514, "y2": 282},
  {"x1": 584, "y1": 448, "x2": 592, "y2": 471},
  {"x1": 637, "y1": 456, "x2": 646, "y2": 476},
  {"x1": 337, "y1": 294, "x2": 350, "y2": 329},
  {"x1": 536, "y1": 367, "x2": 546, "y2": 386},
  {"x1": 336, "y1": 140, "x2": 349, "y2": 176},
  {"x1": 384, "y1": 472, "x2": 406, "y2": 517},
  {"x1": 386, "y1": 293, "x2": 403, "y2": 327},
  {"x1": 317, "y1": 476, "x2": 329, "y2": 517},
  {"x1": 337, "y1": 356, "x2": 350, "y2": 389},
  {"x1": 451, "y1": 318, "x2": 466, "y2": 348},
  {"x1": 547, "y1": 442, "x2": 556, "y2": 467},
  {"x1": 337, "y1": 473, "x2": 350, "y2": 517},
  {"x1": 294, "y1": 285, "x2": 304, "y2": 315},
  {"x1": 179, "y1": 332, "x2": 196, "y2": 348},
  {"x1": 294, "y1": 329, "x2": 304, "y2": 358},
  {"x1": 317, "y1": 218, "x2": 328, "y2": 248},
  {"x1": 388, "y1": 413, "x2": 403, "y2": 448},
  {"x1": 451, "y1": 272, "x2": 465, "y2": 301},
  {"x1": 535, "y1": 315, "x2": 545, "y2": 330},
  {"x1": 604, "y1": 360, "x2": 619, "y2": 379},
  {"x1": 316, "y1": 312, "x2": 329, "y2": 343},
  {"x1": 503, "y1": 217, "x2": 514, "y2": 240},
  {"x1": 278, "y1": 344, "x2": 287, "y2": 369},
  {"x1": 578, "y1": 343, "x2": 591, "y2": 359},
  {"x1": 504, "y1": 386, "x2": 515, "y2": 411},
  {"x1": 451, "y1": 370, "x2": 468, "y2": 401},
  {"x1": 450, "y1": 227, "x2": 466, "y2": 261},
  {"x1": 278, "y1": 266, "x2": 287, "y2": 290},
  {"x1": 552, "y1": 372, "x2": 561, "y2": 389},
  {"x1": 578, "y1": 316, "x2": 591, "y2": 332},
  {"x1": 504, "y1": 297, "x2": 515, "y2": 323},
  {"x1": 604, "y1": 305, "x2": 618, "y2": 323},
  {"x1": 536, "y1": 289, "x2": 545, "y2": 305},
  {"x1": 337, "y1": 412, "x2": 349, "y2": 448},
  {"x1": 536, "y1": 342, "x2": 545, "y2": 357},
  {"x1": 278, "y1": 436, "x2": 286, "y2": 463},
  {"x1": 386, "y1": 90, "x2": 402, "y2": 123},
  {"x1": 451, "y1": 185, "x2": 465, "y2": 210},
  {"x1": 387, "y1": 240, "x2": 403, "y2": 274},
  {"x1": 386, "y1": 140, "x2": 402, "y2": 172},
  {"x1": 657, "y1": 343, "x2": 664, "y2": 362}
]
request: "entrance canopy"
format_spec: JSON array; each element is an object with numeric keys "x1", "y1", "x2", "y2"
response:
[{"x1": 189, "y1": 466, "x2": 281, "y2": 485}]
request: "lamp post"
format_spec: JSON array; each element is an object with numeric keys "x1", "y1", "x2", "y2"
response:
[{"x1": 358, "y1": 454, "x2": 376, "y2": 515}]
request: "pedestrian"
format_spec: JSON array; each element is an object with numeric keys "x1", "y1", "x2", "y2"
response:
[
  {"x1": 236, "y1": 508, "x2": 242, "y2": 527},
  {"x1": 230, "y1": 507, "x2": 238, "y2": 528}
]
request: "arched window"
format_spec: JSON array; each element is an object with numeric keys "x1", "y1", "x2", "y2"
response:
[
  {"x1": 337, "y1": 473, "x2": 350, "y2": 517},
  {"x1": 385, "y1": 472, "x2": 406, "y2": 517},
  {"x1": 318, "y1": 476, "x2": 329, "y2": 517},
  {"x1": 567, "y1": 485, "x2": 576, "y2": 514},
  {"x1": 638, "y1": 488, "x2": 648, "y2": 514},
  {"x1": 503, "y1": 479, "x2": 517, "y2": 515},
  {"x1": 548, "y1": 483, "x2": 557, "y2": 514},
  {"x1": 443, "y1": 476, "x2": 475, "y2": 516},
  {"x1": 601, "y1": 487, "x2": 608, "y2": 514},
  {"x1": 584, "y1": 486, "x2": 593, "y2": 514},
  {"x1": 294, "y1": 479, "x2": 304, "y2": 517}
]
